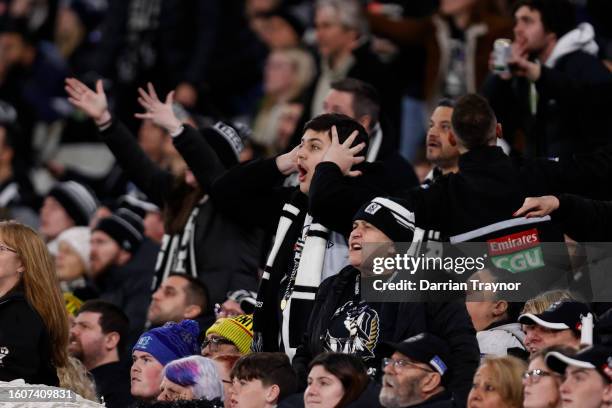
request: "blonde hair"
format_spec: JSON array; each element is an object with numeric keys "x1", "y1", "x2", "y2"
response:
[
  {"x1": 479, "y1": 356, "x2": 527, "y2": 408},
  {"x1": 269, "y1": 47, "x2": 315, "y2": 101},
  {"x1": 58, "y1": 357, "x2": 99, "y2": 402},
  {"x1": 0, "y1": 221, "x2": 69, "y2": 368},
  {"x1": 522, "y1": 290, "x2": 577, "y2": 315}
]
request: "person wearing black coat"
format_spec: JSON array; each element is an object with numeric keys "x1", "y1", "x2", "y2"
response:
[
  {"x1": 0, "y1": 288, "x2": 58, "y2": 386},
  {"x1": 515, "y1": 194, "x2": 612, "y2": 242},
  {"x1": 65, "y1": 78, "x2": 261, "y2": 308},
  {"x1": 482, "y1": 0, "x2": 612, "y2": 158},
  {"x1": 0, "y1": 221, "x2": 70, "y2": 387},
  {"x1": 212, "y1": 114, "x2": 396, "y2": 359},
  {"x1": 292, "y1": 197, "x2": 479, "y2": 407}
]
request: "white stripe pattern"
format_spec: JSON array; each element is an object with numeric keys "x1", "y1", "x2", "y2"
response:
[
  {"x1": 449, "y1": 216, "x2": 552, "y2": 243},
  {"x1": 372, "y1": 197, "x2": 416, "y2": 231}
]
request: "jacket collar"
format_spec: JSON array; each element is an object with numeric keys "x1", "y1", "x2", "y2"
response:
[
  {"x1": 458, "y1": 146, "x2": 506, "y2": 171},
  {"x1": 0, "y1": 283, "x2": 26, "y2": 305}
]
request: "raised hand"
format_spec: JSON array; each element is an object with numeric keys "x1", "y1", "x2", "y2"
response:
[
  {"x1": 65, "y1": 78, "x2": 110, "y2": 125},
  {"x1": 135, "y1": 82, "x2": 182, "y2": 134},
  {"x1": 513, "y1": 196, "x2": 560, "y2": 218},
  {"x1": 322, "y1": 126, "x2": 366, "y2": 177},
  {"x1": 504, "y1": 42, "x2": 542, "y2": 81},
  {"x1": 275, "y1": 145, "x2": 299, "y2": 175}
]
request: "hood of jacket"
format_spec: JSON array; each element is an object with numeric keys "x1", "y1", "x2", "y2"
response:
[{"x1": 546, "y1": 23, "x2": 599, "y2": 68}]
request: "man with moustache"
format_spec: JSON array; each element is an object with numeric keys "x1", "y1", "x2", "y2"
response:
[
  {"x1": 85, "y1": 208, "x2": 155, "y2": 348},
  {"x1": 69, "y1": 300, "x2": 132, "y2": 408},
  {"x1": 379, "y1": 333, "x2": 454, "y2": 408}
]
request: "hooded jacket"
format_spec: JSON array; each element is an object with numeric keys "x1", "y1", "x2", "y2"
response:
[
  {"x1": 483, "y1": 23, "x2": 612, "y2": 158},
  {"x1": 0, "y1": 288, "x2": 58, "y2": 386}
]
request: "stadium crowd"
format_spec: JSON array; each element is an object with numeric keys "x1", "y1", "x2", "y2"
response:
[{"x1": 0, "y1": 0, "x2": 612, "y2": 407}]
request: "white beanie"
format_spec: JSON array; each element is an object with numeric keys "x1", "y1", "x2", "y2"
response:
[{"x1": 56, "y1": 227, "x2": 91, "y2": 272}]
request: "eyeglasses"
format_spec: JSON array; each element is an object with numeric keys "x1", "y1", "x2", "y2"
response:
[
  {"x1": 201, "y1": 336, "x2": 235, "y2": 350},
  {"x1": 523, "y1": 369, "x2": 558, "y2": 384},
  {"x1": 222, "y1": 379, "x2": 232, "y2": 385},
  {"x1": 382, "y1": 358, "x2": 434, "y2": 373},
  {"x1": 0, "y1": 243, "x2": 16, "y2": 253}
]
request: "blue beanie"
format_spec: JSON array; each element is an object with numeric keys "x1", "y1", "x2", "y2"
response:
[{"x1": 132, "y1": 320, "x2": 201, "y2": 366}]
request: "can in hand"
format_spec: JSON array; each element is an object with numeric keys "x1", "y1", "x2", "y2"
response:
[{"x1": 493, "y1": 38, "x2": 512, "y2": 74}]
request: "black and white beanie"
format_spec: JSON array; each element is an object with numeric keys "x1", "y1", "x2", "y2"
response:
[
  {"x1": 201, "y1": 121, "x2": 249, "y2": 168},
  {"x1": 116, "y1": 194, "x2": 160, "y2": 219},
  {"x1": 94, "y1": 208, "x2": 144, "y2": 253},
  {"x1": 48, "y1": 181, "x2": 98, "y2": 226},
  {"x1": 353, "y1": 197, "x2": 416, "y2": 242}
]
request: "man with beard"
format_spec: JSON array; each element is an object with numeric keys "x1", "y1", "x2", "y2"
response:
[
  {"x1": 69, "y1": 300, "x2": 132, "y2": 408},
  {"x1": 378, "y1": 333, "x2": 454, "y2": 408},
  {"x1": 146, "y1": 273, "x2": 213, "y2": 331},
  {"x1": 483, "y1": 0, "x2": 612, "y2": 158},
  {"x1": 86, "y1": 208, "x2": 155, "y2": 348}
]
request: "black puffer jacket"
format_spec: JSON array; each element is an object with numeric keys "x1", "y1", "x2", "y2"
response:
[
  {"x1": 0, "y1": 288, "x2": 58, "y2": 386},
  {"x1": 293, "y1": 266, "x2": 479, "y2": 406}
]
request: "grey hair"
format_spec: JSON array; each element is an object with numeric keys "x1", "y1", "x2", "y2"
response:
[
  {"x1": 315, "y1": 0, "x2": 368, "y2": 34},
  {"x1": 162, "y1": 355, "x2": 224, "y2": 401}
]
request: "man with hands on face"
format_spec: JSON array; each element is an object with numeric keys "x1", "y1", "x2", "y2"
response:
[{"x1": 211, "y1": 112, "x2": 395, "y2": 358}]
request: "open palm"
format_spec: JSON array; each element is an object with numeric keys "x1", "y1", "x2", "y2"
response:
[{"x1": 65, "y1": 78, "x2": 108, "y2": 121}]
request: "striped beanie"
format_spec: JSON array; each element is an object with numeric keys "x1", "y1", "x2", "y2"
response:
[
  {"x1": 206, "y1": 314, "x2": 253, "y2": 355},
  {"x1": 353, "y1": 197, "x2": 416, "y2": 242},
  {"x1": 93, "y1": 208, "x2": 144, "y2": 253},
  {"x1": 48, "y1": 181, "x2": 98, "y2": 226}
]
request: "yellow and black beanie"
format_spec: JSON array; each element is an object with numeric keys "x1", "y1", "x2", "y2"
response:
[{"x1": 206, "y1": 314, "x2": 254, "y2": 355}]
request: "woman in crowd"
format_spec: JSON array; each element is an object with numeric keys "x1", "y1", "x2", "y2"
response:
[
  {"x1": 0, "y1": 220, "x2": 69, "y2": 386},
  {"x1": 523, "y1": 346, "x2": 568, "y2": 408},
  {"x1": 55, "y1": 226, "x2": 90, "y2": 292},
  {"x1": 465, "y1": 267, "x2": 526, "y2": 358},
  {"x1": 157, "y1": 355, "x2": 224, "y2": 404},
  {"x1": 467, "y1": 356, "x2": 526, "y2": 408},
  {"x1": 251, "y1": 47, "x2": 315, "y2": 155},
  {"x1": 304, "y1": 353, "x2": 370, "y2": 408}
]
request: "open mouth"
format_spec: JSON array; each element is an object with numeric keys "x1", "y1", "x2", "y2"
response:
[
  {"x1": 427, "y1": 138, "x2": 441, "y2": 148},
  {"x1": 297, "y1": 164, "x2": 308, "y2": 182},
  {"x1": 349, "y1": 242, "x2": 362, "y2": 251}
]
